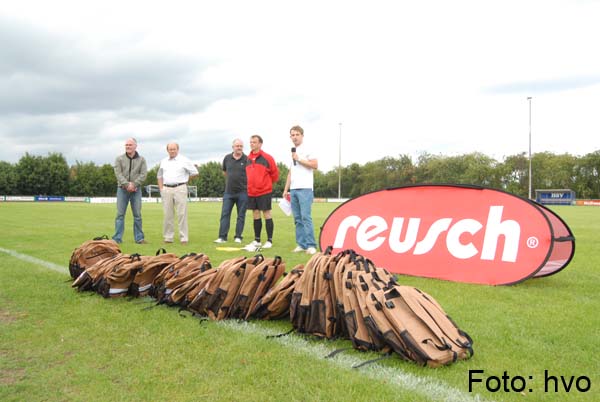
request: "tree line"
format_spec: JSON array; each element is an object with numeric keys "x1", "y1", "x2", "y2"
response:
[{"x1": 1, "y1": 150, "x2": 599, "y2": 199}]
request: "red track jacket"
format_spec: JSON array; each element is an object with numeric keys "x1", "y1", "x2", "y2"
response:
[{"x1": 246, "y1": 150, "x2": 279, "y2": 197}]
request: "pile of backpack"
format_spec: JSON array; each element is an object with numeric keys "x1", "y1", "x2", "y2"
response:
[
  {"x1": 287, "y1": 247, "x2": 473, "y2": 367},
  {"x1": 68, "y1": 237, "x2": 473, "y2": 368},
  {"x1": 69, "y1": 237, "x2": 286, "y2": 320}
]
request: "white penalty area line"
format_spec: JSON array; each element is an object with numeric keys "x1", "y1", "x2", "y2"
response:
[
  {"x1": 0, "y1": 247, "x2": 68, "y2": 274},
  {"x1": 217, "y1": 320, "x2": 492, "y2": 402},
  {"x1": 2, "y1": 246, "x2": 490, "y2": 402}
]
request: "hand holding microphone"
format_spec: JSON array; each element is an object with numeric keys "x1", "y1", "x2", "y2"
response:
[{"x1": 291, "y1": 147, "x2": 297, "y2": 165}]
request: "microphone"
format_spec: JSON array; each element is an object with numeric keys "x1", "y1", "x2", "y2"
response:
[{"x1": 291, "y1": 147, "x2": 297, "y2": 165}]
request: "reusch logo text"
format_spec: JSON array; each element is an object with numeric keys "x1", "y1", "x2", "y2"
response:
[
  {"x1": 320, "y1": 185, "x2": 573, "y2": 285},
  {"x1": 332, "y1": 206, "x2": 521, "y2": 262}
]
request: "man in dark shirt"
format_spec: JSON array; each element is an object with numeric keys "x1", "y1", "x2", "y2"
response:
[{"x1": 214, "y1": 138, "x2": 248, "y2": 244}]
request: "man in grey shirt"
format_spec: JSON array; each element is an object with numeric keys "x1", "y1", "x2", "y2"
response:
[
  {"x1": 214, "y1": 138, "x2": 248, "y2": 244},
  {"x1": 112, "y1": 137, "x2": 148, "y2": 244}
]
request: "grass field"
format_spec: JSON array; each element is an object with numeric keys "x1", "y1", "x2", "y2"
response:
[{"x1": 0, "y1": 201, "x2": 598, "y2": 401}]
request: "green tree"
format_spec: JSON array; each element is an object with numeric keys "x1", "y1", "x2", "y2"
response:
[
  {"x1": 273, "y1": 162, "x2": 288, "y2": 197},
  {"x1": 46, "y1": 153, "x2": 70, "y2": 195},
  {"x1": 413, "y1": 153, "x2": 495, "y2": 186},
  {"x1": 352, "y1": 155, "x2": 415, "y2": 195},
  {"x1": 98, "y1": 163, "x2": 117, "y2": 196},
  {"x1": 415, "y1": 152, "x2": 452, "y2": 184},
  {"x1": 141, "y1": 164, "x2": 160, "y2": 197},
  {"x1": 574, "y1": 150, "x2": 600, "y2": 199},
  {"x1": 144, "y1": 165, "x2": 159, "y2": 187},
  {"x1": 194, "y1": 161, "x2": 225, "y2": 197},
  {"x1": 0, "y1": 161, "x2": 18, "y2": 195},
  {"x1": 69, "y1": 162, "x2": 116, "y2": 196},
  {"x1": 497, "y1": 153, "x2": 529, "y2": 197},
  {"x1": 6, "y1": 150, "x2": 600, "y2": 199},
  {"x1": 314, "y1": 169, "x2": 334, "y2": 198},
  {"x1": 69, "y1": 161, "x2": 101, "y2": 196},
  {"x1": 532, "y1": 152, "x2": 577, "y2": 191},
  {"x1": 458, "y1": 152, "x2": 499, "y2": 187},
  {"x1": 15, "y1": 153, "x2": 69, "y2": 195},
  {"x1": 341, "y1": 163, "x2": 362, "y2": 198},
  {"x1": 15, "y1": 153, "x2": 45, "y2": 195}
]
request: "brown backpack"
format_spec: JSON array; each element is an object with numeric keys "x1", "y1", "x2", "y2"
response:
[
  {"x1": 179, "y1": 269, "x2": 219, "y2": 311},
  {"x1": 370, "y1": 285, "x2": 474, "y2": 367},
  {"x1": 233, "y1": 256, "x2": 286, "y2": 320},
  {"x1": 305, "y1": 252, "x2": 338, "y2": 338},
  {"x1": 151, "y1": 253, "x2": 209, "y2": 302},
  {"x1": 99, "y1": 254, "x2": 149, "y2": 298},
  {"x1": 248, "y1": 265, "x2": 304, "y2": 320},
  {"x1": 68, "y1": 236, "x2": 121, "y2": 279},
  {"x1": 289, "y1": 250, "x2": 338, "y2": 338},
  {"x1": 330, "y1": 250, "x2": 358, "y2": 337},
  {"x1": 289, "y1": 252, "x2": 320, "y2": 334},
  {"x1": 340, "y1": 269, "x2": 386, "y2": 351},
  {"x1": 71, "y1": 254, "x2": 131, "y2": 292},
  {"x1": 187, "y1": 256, "x2": 249, "y2": 318},
  {"x1": 130, "y1": 251, "x2": 179, "y2": 297},
  {"x1": 362, "y1": 281, "x2": 413, "y2": 362},
  {"x1": 349, "y1": 270, "x2": 399, "y2": 352},
  {"x1": 331, "y1": 251, "x2": 397, "y2": 337},
  {"x1": 205, "y1": 256, "x2": 252, "y2": 319},
  {"x1": 164, "y1": 258, "x2": 213, "y2": 306}
]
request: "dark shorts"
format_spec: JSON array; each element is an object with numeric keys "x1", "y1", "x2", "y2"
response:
[{"x1": 248, "y1": 193, "x2": 272, "y2": 211}]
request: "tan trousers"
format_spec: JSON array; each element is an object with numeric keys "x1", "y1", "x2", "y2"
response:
[{"x1": 161, "y1": 185, "x2": 189, "y2": 242}]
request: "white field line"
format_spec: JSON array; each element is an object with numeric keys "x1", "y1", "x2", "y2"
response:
[
  {"x1": 217, "y1": 320, "x2": 489, "y2": 402},
  {"x1": 0, "y1": 247, "x2": 68, "y2": 274},
  {"x1": 2, "y1": 247, "x2": 491, "y2": 402}
]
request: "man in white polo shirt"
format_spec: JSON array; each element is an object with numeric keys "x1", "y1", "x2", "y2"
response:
[
  {"x1": 282, "y1": 125, "x2": 318, "y2": 255},
  {"x1": 157, "y1": 142, "x2": 199, "y2": 244}
]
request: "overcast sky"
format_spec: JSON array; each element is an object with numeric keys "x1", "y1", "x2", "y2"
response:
[{"x1": 1, "y1": 0, "x2": 599, "y2": 172}]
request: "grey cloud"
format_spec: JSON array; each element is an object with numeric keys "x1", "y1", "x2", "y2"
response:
[
  {"x1": 0, "y1": 17, "x2": 254, "y2": 167},
  {"x1": 484, "y1": 75, "x2": 600, "y2": 95},
  {"x1": 138, "y1": 130, "x2": 237, "y2": 168},
  {"x1": 0, "y1": 121, "x2": 240, "y2": 168},
  {"x1": 0, "y1": 18, "x2": 253, "y2": 116}
]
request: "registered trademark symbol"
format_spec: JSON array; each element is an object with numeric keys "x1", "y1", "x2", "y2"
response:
[{"x1": 526, "y1": 237, "x2": 539, "y2": 248}]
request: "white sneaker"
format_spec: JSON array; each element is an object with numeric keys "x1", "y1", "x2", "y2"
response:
[
  {"x1": 262, "y1": 241, "x2": 273, "y2": 249},
  {"x1": 244, "y1": 240, "x2": 261, "y2": 252},
  {"x1": 292, "y1": 246, "x2": 306, "y2": 253},
  {"x1": 234, "y1": 237, "x2": 242, "y2": 244},
  {"x1": 213, "y1": 238, "x2": 226, "y2": 244},
  {"x1": 306, "y1": 247, "x2": 317, "y2": 255}
]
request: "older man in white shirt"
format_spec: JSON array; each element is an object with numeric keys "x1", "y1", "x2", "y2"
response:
[{"x1": 157, "y1": 142, "x2": 199, "y2": 244}]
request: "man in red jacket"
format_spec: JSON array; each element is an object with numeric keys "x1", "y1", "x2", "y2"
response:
[{"x1": 244, "y1": 134, "x2": 279, "y2": 251}]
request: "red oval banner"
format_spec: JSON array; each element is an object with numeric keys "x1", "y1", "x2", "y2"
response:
[{"x1": 319, "y1": 185, "x2": 575, "y2": 285}]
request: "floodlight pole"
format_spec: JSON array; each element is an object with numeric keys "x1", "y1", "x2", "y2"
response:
[
  {"x1": 528, "y1": 97, "x2": 532, "y2": 200},
  {"x1": 338, "y1": 122, "x2": 342, "y2": 199}
]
